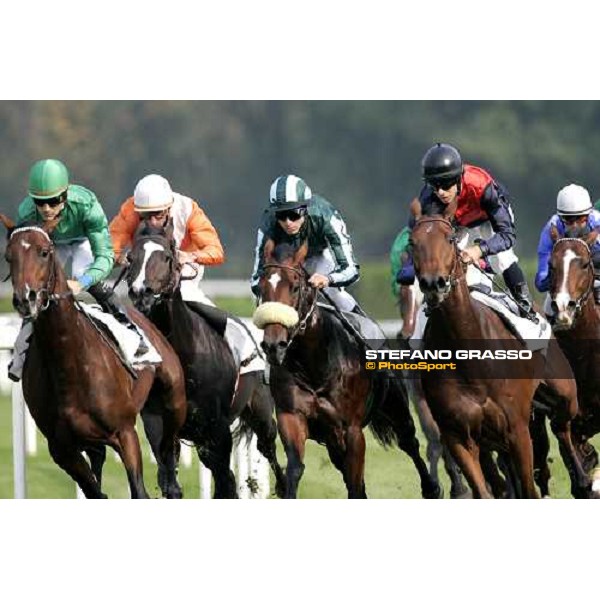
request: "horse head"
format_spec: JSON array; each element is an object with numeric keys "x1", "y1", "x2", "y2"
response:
[
  {"x1": 126, "y1": 218, "x2": 180, "y2": 314},
  {"x1": 410, "y1": 215, "x2": 462, "y2": 309},
  {"x1": 549, "y1": 227, "x2": 597, "y2": 329},
  {"x1": 3, "y1": 218, "x2": 66, "y2": 320},
  {"x1": 252, "y1": 239, "x2": 315, "y2": 365}
]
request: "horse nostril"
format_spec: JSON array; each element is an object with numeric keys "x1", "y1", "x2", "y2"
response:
[
  {"x1": 568, "y1": 300, "x2": 576, "y2": 310},
  {"x1": 27, "y1": 290, "x2": 36, "y2": 303},
  {"x1": 436, "y1": 276, "x2": 447, "y2": 291},
  {"x1": 550, "y1": 301, "x2": 558, "y2": 313},
  {"x1": 419, "y1": 277, "x2": 430, "y2": 292},
  {"x1": 145, "y1": 287, "x2": 154, "y2": 296},
  {"x1": 277, "y1": 341, "x2": 287, "y2": 349}
]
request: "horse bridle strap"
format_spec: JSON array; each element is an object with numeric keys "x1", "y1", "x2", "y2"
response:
[
  {"x1": 262, "y1": 262, "x2": 318, "y2": 340},
  {"x1": 554, "y1": 237, "x2": 595, "y2": 313}
]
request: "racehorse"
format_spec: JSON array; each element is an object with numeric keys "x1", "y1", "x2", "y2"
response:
[
  {"x1": 396, "y1": 284, "x2": 470, "y2": 498},
  {"x1": 125, "y1": 220, "x2": 286, "y2": 498},
  {"x1": 2, "y1": 217, "x2": 187, "y2": 498},
  {"x1": 253, "y1": 239, "x2": 441, "y2": 499},
  {"x1": 546, "y1": 228, "x2": 600, "y2": 496},
  {"x1": 410, "y1": 213, "x2": 589, "y2": 498}
]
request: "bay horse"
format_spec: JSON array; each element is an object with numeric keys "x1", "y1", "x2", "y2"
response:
[
  {"x1": 2, "y1": 218, "x2": 187, "y2": 498},
  {"x1": 396, "y1": 283, "x2": 470, "y2": 498},
  {"x1": 410, "y1": 214, "x2": 589, "y2": 498},
  {"x1": 546, "y1": 228, "x2": 600, "y2": 496},
  {"x1": 125, "y1": 220, "x2": 286, "y2": 498},
  {"x1": 253, "y1": 239, "x2": 441, "y2": 499}
]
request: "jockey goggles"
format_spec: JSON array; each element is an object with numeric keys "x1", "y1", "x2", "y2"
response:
[
  {"x1": 276, "y1": 208, "x2": 307, "y2": 222},
  {"x1": 33, "y1": 195, "x2": 65, "y2": 208},
  {"x1": 560, "y1": 214, "x2": 588, "y2": 225},
  {"x1": 428, "y1": 178, "x2": 459, "y2": 192}
]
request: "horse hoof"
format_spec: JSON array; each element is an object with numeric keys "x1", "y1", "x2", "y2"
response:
[
  {"x1": 450, "y1": 487, "x2": 472, "y2": 499},
  {"x1": 422, "y1": 483, "x2": 443, "y2": 499}
]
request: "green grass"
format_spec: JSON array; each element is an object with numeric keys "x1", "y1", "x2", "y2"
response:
[{"x1": 1, "y1": 393, "x2": 596, "y2": 499}]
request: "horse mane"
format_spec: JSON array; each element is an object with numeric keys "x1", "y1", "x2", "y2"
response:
[{"x1": 271, "y1": 242, "x2": 300, "y2": 263}]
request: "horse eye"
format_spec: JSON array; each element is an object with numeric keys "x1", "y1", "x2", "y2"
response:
[{"x1": 40, "y1": 249, "x2": 49, "y2": 258}]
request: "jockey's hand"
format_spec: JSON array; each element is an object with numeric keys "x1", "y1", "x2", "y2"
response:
[
  {"x1": 67, "y1": 280, "x2": 83, "y2": 295},
  {"x1": 309, "y1": 273, "x2": 330, "y2": 289},
  {"x1": 460, "y1": 245, "x2": 483, "y2": 265},
  {"x1": 115, "y1": 253, "x2": 130, "y2": 267}
]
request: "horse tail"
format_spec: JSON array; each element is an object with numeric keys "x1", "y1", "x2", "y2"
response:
[
  {"x1": 231, "y1": 417, "x2": 253, "y2": 446},
  {"x1": 367, "y1": 374, "x2": 415, "y2": 449}
]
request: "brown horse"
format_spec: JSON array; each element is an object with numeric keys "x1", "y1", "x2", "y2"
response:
[
  {"x1": 253, "y1": 239, "x2": 441, "y2": 499},
  {"x1": 410, "y1": 214, "x2": 588, "y2": 498},
  {"x1": 2, "y1": 219, "x2": 187, "y2": 498},
  {"x1": 396, "y1": 284, "x2": 470, "y2": 498},
  {"x1": 546, "y1": 229, "x2": 600, "y2": 495}
]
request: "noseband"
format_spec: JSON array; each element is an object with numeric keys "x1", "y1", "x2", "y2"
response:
[{"x1": 262, "y1": 262, "x2": 318, "y2": 343}]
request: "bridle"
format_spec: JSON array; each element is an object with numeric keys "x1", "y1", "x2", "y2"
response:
[
  {"x1": 262, "y1": 262, "x2": 318, "y2": 344},
  {"x1": 127, "y1": 234, "x2": 182, "y2": 303},
  {"x1": 411, "y1": 216, "x2": 464, "y2": 301},
  {"x1": 552, "y1": 237, "x2": 594, "y2": 317},
  {"x1": 8, "y1": 226, "x2": 73, "y2": 312}
]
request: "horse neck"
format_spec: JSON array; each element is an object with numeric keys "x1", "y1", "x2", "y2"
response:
[
  {"x1": 437, "y1": 276, "x2": 484, "y2": 339},
  {"x1": 572, "y1": 295, "x2": 600, "y2": 337}
]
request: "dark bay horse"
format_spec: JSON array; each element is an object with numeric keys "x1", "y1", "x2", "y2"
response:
[
  {"x1": 410, "y1": 214, "x2": 589, "y2": 498},
  {"x1": 3, "y1": 219, "x2": 187, "y2": 498},
  {"x1": 125, "y1": 220, "x2": 285, "y2": 498},
  {"x1": 253, "y1": 239, "x2": 441, "y2": 499},
  {"x1": 547, "y1": 229, "x2": 600, "y2": 496}
]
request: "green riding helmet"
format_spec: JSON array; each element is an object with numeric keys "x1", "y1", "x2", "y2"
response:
[{"x1": 28, "y1": 159, "x2": 70, "y2": 199}]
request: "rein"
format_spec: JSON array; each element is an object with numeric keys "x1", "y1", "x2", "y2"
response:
[
  {"x1": 262, "y1": 262, "x2": 318, "y2": 345},
  {"x1": 553, "y1": 237, "x2": 595, "y2": 316}
]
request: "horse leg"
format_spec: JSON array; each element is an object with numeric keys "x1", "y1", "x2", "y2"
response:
[
  {"x1": 114, "y1": 426, "x2": 150, "y2": 499},
  {"x1": 411, "y1": 386, "x2": 442, "y2": 487},
  {"x1": 199, "y1": 420, "x2": 237, "y2": 499},
  {"x1": 443, "y1": 435, "x2": 493, "y2": 499},
  {"x1": 344, "y1": 425, "x2": 368, "y2": 499},
  {"x1": 48, "y1": 440, "x2": 106, "y2": 499},
  {"x1": 84, "y1": 444, "x2": 107, "y2": 491},
  {"x1": 382, "y1": 382, "x2": 442, "y2": 498},
  {"x1": 541, "y1": 378, "x2": 590, "y2": 497},
  {"x1": 441, "y1": 445, "x2": 470, "y2": 499},
  {"x1": 507, "y1": 424, "x2": 538, "y2": 499},
  {"x1": 241, "y1": 386, "x2": 286, "y2": 499},
  {"x1": 277, "y1": 412, "x2": 308, "y2": 499},
  {"x1": 530, "y1": 409, "x2": 551, "y2": 497},
  {"x1": 480, "y1": 449, "x2": 509, "y2": 498},
  {"x1": 242, "y1": 404, "x2": 285, "y2": 498}
]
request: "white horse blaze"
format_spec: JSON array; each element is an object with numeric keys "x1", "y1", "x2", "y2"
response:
[
  {"x1": 131, "y1": 241, "x2": 165, "y2": 293},
  {"x1": 555, "y1": 249, "x2": 577, "y2": 313},
  {"x1": 268, "y1": 272, "x2": 281, "y2": 291},
  {"x1": 20, "y1": 241, "x2": 31, "y2": 250}
]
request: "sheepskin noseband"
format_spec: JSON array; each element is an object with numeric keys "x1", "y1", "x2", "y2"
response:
[{"x1": 253, "y1": 301, "x2": 300, "y2": 329}]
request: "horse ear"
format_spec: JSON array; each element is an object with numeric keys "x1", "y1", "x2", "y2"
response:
[
  {"x1": 164, "y1": 217, "x2": 175, "y2": 241},
  {"x1": 583, "y1": 228, "x2": 600, "y2": 247},
  {"x1": 409, "y1": 198, "x2": 422, "y2": 220},
  {"x1": 0, "y1": 213, "x2": 15, "y2": 237},
  {"x1": 263, "y1": 238, "x2": 275, "y2": 263},
  {"x1": 295, "y1": 240, "x2": 309, "y2": 265},
  {"x1": 550, "y1": 224, "x2": 560, "y2": 243},
  {"x1": 42, "y1": 218, "x2": 60, "y2": 236},
  {"x1": 443, "y1": 198, "x2": 458, "y2": 221}
]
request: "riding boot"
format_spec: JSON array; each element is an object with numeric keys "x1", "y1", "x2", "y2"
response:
[
  {"x1": 88, "y1": 282, "x2": 149, "y2": 355},
  {"x1": 502, "y1": 263, "x2": 538, "y2": 323}
]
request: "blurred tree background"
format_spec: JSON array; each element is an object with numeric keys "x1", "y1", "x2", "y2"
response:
[{"x1": 1, "y1": 101, "x2": 599, "y2": 314}]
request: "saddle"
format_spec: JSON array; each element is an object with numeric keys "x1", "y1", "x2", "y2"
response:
[{"x1": 185, "y1": 300, "x2": 229, "y2": 336}]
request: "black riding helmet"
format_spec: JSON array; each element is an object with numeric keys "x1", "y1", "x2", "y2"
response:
[{"x1": 421, "y1": 143, "x2": 463, "y2": 183}]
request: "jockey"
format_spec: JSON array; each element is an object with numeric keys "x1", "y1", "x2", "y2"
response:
[
  {"x1": 110, "y1": 173, "x2": 224, "y2": 305},
  {"x1": 535, "y1": 183, "x2": 600, "y2": 304},
  {"x1": 251, "y1": 174, "x2": 359, "y2": 307},
  {"x1": 397, "y1": 142, "x2": 538, "y2": 321},
  {"x1": 8, "y1": 158, "x2": 145, "y2": 382}
]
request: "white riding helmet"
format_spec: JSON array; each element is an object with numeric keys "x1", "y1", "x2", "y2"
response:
[
  {"x1": 133, "y1": 174, "x2": 174, "y2": 212},
  {"x1": 556, "y1": 184, "x2": 592, "y2": 216}
]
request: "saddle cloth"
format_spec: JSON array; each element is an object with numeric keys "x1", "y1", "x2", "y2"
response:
[
  {"x1": 410, "y1": 287, "x2": 551, "y2": 352},
  {"x1": 78, "y1": 304, "x2": 162, "y2": 366},
  {"x1": 185, "y1": 301, "x2": 265, "y2": 375}
]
